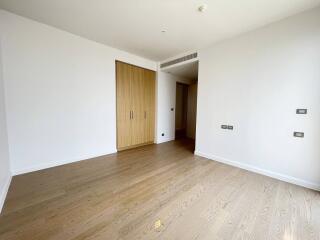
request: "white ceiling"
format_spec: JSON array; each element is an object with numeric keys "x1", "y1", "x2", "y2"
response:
[
  {"x1": 163, "y1": 61, "x2": 198, "y2": 80},
  {"x1": 0, "y1": 0, "x2": 319, "y2": 61}
]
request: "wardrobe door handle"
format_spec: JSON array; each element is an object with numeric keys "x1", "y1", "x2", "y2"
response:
[
  {"x1": 130, "y1": 111, "x2": 132, "y2": 119},
  {"x1": 132, "y1": 111, "x2": 134, "y2": 119},
  {"x1": 144, "y1": 111, "x2": 146, "y2": 119}
]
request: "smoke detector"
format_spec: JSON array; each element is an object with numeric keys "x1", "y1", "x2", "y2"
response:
[{"x1": 198, "y1": 4, "x2": 207, "y2": 12}]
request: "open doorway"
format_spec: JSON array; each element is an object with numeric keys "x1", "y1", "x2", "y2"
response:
[
  {"x1": 175, "y1": 81, "x2": 197, "y2": 140},
  {"x1": 175, "y1": 82, "x2": 189, "y2": 138},
  {"x1": 162, "y1": 60, "x2": 198, "y2": 141}
]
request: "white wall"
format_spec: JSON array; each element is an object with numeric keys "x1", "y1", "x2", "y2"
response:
[
  {"x1": 196, "y1": 7, "x2": 320, "y2": 190},
  {"x1": 156, "y1": 71, "x2": 193, "y2": 143},
  {"x1": 0, "y1": 41, "x2": 11, "y2": 213},
  {"x1": 0, "y1": 10, "x2": 156, "y2": 175}
]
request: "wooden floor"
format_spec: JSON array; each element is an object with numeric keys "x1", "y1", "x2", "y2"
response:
[{"x1": 0, "y1": 139, "x2": 319, "y2": 240}]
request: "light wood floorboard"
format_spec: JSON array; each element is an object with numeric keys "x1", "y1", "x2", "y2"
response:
[{"x1": 0, "y1": 139, "x2": 319, "y2": 240}]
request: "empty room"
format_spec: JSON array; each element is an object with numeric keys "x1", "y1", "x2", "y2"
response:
[{"x1": 0, "y1": 1, "x2": 319, "y2": 239}]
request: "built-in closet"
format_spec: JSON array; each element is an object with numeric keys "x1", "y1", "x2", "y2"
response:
[{"x1": 116, "y1": 61, "x2": 155, "y2": 150}]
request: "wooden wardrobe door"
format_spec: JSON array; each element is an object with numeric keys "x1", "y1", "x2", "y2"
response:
[
  {"x1": 143, "y1": 69, "x2": 155, "y2": 143},
  {"x1": 116, "y1": 62, "x2": 132, "y2": 149},
  {"x1": 131, "y1": 66, "x2": 145, "y2": 146}
]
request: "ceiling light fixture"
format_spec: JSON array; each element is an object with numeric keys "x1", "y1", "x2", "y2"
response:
[{"x1": 198, "y1": 4, "x2": 207, "y2": 12}]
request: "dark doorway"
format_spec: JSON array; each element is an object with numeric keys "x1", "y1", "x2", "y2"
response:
[{"x1": 175, "y1": 83, "x2": 189, "y2": 139}]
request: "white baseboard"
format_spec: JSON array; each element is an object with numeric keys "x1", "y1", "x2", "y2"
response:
[
  {"x1": 155, "y1": 137, "x2": 175, "y2": 144},
  {"x1": 0, "y1": 173, "x2": 12, "y2": 214},
  {"x1": 12, "y1": 149, "x2": 117, "y2": 176},
  {"x1": 194, "y1": 150, "x2": 320, "y2": 192}
]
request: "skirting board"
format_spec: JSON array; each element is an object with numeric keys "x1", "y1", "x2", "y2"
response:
[
  {"x1": 0, "y1": 173, "x2": 12, "y2": 214},
  {"x1": 156, "y1": 137, "x2": 175, "y2": 144},
  {"x1": 12, "y1": 149, "x2": 117, "y2": 176},
  {"x1": 194, "y1": 150, "x2": 320, "y2": 192}
]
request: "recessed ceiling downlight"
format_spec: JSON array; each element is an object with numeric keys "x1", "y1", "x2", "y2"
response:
[
  {"x1": 161, "y1": 30, "x2": 166, "y2": 33},
  {"x1": 198, "y1": 4, "x2": 207, "y2": 12}
]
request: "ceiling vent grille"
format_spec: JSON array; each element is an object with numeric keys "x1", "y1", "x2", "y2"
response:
[{"x1": 160, "y1": 53, "x2": 197, "y2": 68}]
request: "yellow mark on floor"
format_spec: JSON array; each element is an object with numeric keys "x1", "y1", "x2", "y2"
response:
[{"x1": 154, "y1": 219, "x2": 162, "y2": 230}]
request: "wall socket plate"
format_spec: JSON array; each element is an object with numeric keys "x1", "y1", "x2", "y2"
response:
[
  {"x1": 293, "y1": 132, "x2": 304, "y2": 138},
  {"x1": 221, "y1": 125, "x2": 234, "y2": 130},
  {"x1": 296, "y1": 109, "x2": 307, "y2": 114}
]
